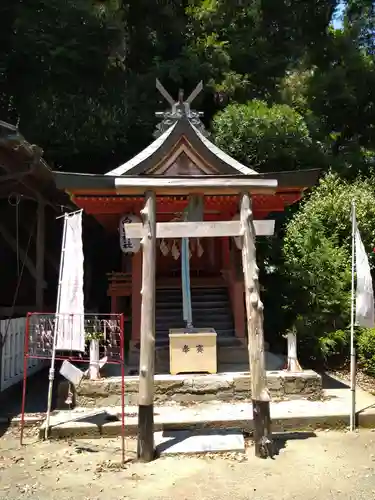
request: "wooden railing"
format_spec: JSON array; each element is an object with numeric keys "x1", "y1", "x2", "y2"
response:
[{"x1": 0, "y1": 317, "x2": 45, "y2": 392}]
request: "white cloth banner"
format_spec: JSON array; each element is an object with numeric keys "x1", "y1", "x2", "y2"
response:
[
  {"x1": 55, "y1": 211, "x2": 85, "y2": 351},
  {"x1": 355, "y1": 225, "x2": 375, "y2": 328}
]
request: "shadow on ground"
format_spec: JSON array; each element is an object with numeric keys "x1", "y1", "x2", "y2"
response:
[
  {"x1": 321, "y1": 372, "x2": 349, "y2": 390},
  {"x1": 0, "y1": 365, "x2": 63, "y2": 438},
  {"x1": 272, "y1": 431, "x2": 317, "y2": 455}
]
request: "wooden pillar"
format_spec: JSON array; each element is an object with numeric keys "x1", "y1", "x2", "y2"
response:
[
  {"x1": 221, "y1": 236, "x2": 230, "y2": 271},
  {"x1": 36, "y1": 199, "x2": 45, "y2": 311},
  {"x1": 111, "y1": 295, "x2": 118, "y2": 313},
  {"x1": 229, "y1": 242, "x2": 246, "y2": 339},
  {"x1": 132, "y1": 251, "x2": 142, "y2": 342},
  {"x1": 137, "y1": 191, "x2": 156, "y2": 462},
  {"x1": 240, "y1": 193, "x2": 273, "y2": 458}
]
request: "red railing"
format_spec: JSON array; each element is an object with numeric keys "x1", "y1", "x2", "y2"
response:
[{"x1": 21, "y1": 312, "x2": 126, "y2": 463}]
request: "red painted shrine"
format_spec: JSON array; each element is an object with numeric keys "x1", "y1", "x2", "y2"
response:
[{"x1": 54, "y1": 82, "x2": 319, "y2": 371}]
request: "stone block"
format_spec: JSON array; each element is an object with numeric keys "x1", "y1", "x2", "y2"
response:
[
  {"x1": 216, "y1": 390, "x2": 235, "y2": 401},
  {"x1": 266, "y1": 373, "x2": 284, "y2": 395},
  {"x1": 282, "y1": 371, "x2": 322, "y2": 396},
  {"x1": 191, "y1": 376, "x2": 233, "y2": 394},
  {"x1": 233, "y1": 375, "x2": 251, "y2": 393},
  {"x1": 302, "y1": 373, "x2": 323, "y2": 395},
  {"x1": 155, "y1": 379, "x2": 185, "y2": 393}
]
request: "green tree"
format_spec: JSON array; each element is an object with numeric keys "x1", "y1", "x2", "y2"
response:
[
  {"x1": 186, "y1": 0, "x2": 339, "y2": 102},
  {"x1": 283, "y1": 172, "x2": 375, "y2": 359},
  {"x1": 0, "y1": 0, "x2": 130, "y2": 172},
  {"x1": 279, "y1": 29, "x2": 375, "y2": 179},
  {"x1": 345, "y1": 0, "x2": 375, "y2": 55},
  {"x1": 211, "y1": 99, "x2": 323, "y2": 172},
  {"x1": 307, "y1": 30, "x2": 375, "y2": 158}
]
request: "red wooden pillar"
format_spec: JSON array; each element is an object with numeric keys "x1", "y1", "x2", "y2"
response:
[
  {"x1": 131, "y1": 251, "x2": 142, "y2": 342},
  {"x1": 222, "y1": 236, "x2": 230, "y2": 270},
  {"x1": 228, "y1": 243, "x2": 246, "y2": 340},
  {"x1": 111, "y1": 295, "x2": 119, "y2": 313},
  {"x1": 233, "y1": 281, "x2": 246, "y2": 339}
]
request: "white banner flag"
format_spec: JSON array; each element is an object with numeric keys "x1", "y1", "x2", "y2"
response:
[
  {"x1": 355, "y1": 225, "x2": 375, "y2": 328},
  {"x1": 55, "y1": 211, "x2": 85, "y2": 351}
]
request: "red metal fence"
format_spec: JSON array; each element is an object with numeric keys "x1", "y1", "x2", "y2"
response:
[{"x1": 21, "y1": 313, "x2": 126, "y2": 462}]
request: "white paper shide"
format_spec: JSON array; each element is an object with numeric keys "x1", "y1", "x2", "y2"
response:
[
  {"x1": 355, "y1": 224, "x2": 375, "y2": 328},
  {"x1": 55, "y1": 211, "x2": 85, "y2": 351}
]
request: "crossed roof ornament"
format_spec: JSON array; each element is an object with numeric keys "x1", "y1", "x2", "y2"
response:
[{"x1": 154, "y1": 79, "x2": 207, "y2": 138}]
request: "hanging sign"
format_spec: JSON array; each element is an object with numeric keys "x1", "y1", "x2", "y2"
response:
[{"x1": 119, "y1": 214, "x2": 141, "y2": 254}]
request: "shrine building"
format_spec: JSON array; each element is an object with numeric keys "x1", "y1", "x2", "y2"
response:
[{"x1": 53, "y1": 81, "x2": 319, "y2": 374}]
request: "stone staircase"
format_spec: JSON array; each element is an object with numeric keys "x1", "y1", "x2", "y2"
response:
[
  {"x1": 127, "y1": 286, "x2": 251, "y2": 374},
  {"x1": 155, "y1": 287, "x2": 235, "y2": 342}
]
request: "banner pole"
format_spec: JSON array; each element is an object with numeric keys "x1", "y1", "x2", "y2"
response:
[
  {"x1": 45, "y1": 214, "x2": 68, "y2": 439},
  {"x1": 350, "y1": 200, "x2": 356, "y2": 432}
]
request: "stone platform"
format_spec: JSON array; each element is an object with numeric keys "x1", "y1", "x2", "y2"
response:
[
  {"x1": 75, "y1": 370, "x2": 322, "y2": 407},
  {"x1": 125, "y1": 338, "x2": 284, "y2": 375},
  {"x1": 39, "y1": 386, "x2": 375, "y2": 439}
]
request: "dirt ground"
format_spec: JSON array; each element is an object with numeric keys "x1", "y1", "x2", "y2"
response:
[{"x1": 1, "y1": 428, "x2": 375, "y2": 500}]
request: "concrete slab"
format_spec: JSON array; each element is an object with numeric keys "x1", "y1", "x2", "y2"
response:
[{"x1": 154, "y1": 429, "x2": 245, "y2": 456}]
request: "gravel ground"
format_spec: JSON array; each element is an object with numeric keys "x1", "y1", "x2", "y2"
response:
[
  {"x1": 1, "y1": 427, "x2": 375, "y2": 500},
  {"x1": 330, "y1": 368, "x2": 375, "y2": 394}
]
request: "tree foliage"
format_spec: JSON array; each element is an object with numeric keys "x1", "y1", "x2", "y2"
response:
[
  {"x1": 282, "y1": 173, "x2": 375, "y2": 360},
  {"x1": 211, "y1": 100, "x2": 323, "y2": 172},
  {"x1": 186, "y1": 0, "x2": 338, "y2": 101}
]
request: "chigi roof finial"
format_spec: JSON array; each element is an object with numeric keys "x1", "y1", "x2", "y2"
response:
[{"x1": 154, "y1": 79, "x2": 206, "y2": 138}]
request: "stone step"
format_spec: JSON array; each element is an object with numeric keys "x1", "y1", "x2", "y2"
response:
[
  {"x1": 128, "y1": 344, "x2": 280, "y2": 375},
  {"x1": 217, "y1": 346, "x2": 249, "y2": 364},
  {"x1": 155, "y1": 288, "x2": 235, "y2": 341},
  {"x1": 72, "y1": 370, "x2": 322, "y2": 410},
  {"x1": 155, "y1": 329, "x2": 235, "y2": 339},
  {"x1": 156, "y1": 310, "x2": 232, "y2": 318},
  {"x1": 128, "y1": 343, "x2": 250, "y2": 370},
  {"x1": 157, "y1": 287, "x2": 228, "y2": 294},
  {"x1": 156, "y1": 320, "x2": 234, "y2": 329},
  {"x1": 156, "y1": 293, "x2": 230, "y2": 304},
  {"x1": 130, "y1": 336, "x2": 243, "y2": 350},
  {"x1": 156, "y1": 302, "x2": 231, "y2": 310}
]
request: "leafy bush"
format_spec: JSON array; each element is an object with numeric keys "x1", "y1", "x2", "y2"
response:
[
  {"x1": 283, "y1": 173, "x2": 375, "y2": 364},
  {"x1": 318, "y1": 329, "x2": 350, "y2": 364},
  {"x1": 211, "y1": 100, "x2": 322, "y2": 172},
  {"x1": 290, "y1": 319, "x2": 350, "y2": 367},
  {"x1": 357, "y1": 328, "x2": 375, "y2": 376}
]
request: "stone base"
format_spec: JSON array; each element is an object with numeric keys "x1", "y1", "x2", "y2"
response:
[
  {"x1": 126, "y1": 339, "x2": 284, "y2": 375},
  {"x1": 76, "y1": 370, "x2": 322, "y2": 407}
]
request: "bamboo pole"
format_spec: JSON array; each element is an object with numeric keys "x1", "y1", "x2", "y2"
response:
[
  {"x1": 240, "y1": 193, "x2": 273, "y2": 458},
  {"x1": 137, "y1": 191, "x2": 157, "y2": 462}
]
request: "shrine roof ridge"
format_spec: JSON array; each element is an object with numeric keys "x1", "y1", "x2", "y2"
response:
[
  {"x1": 105, "y1": 117, "x2": 258, "y2": 177},
  {"x1": 0, "y1": 119, "x2": 75, "y2": 210}
]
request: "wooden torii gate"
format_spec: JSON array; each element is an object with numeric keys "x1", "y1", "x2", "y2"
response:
[{"x1": 123, "y1": 185, "x2": 274, "y2": 462}]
